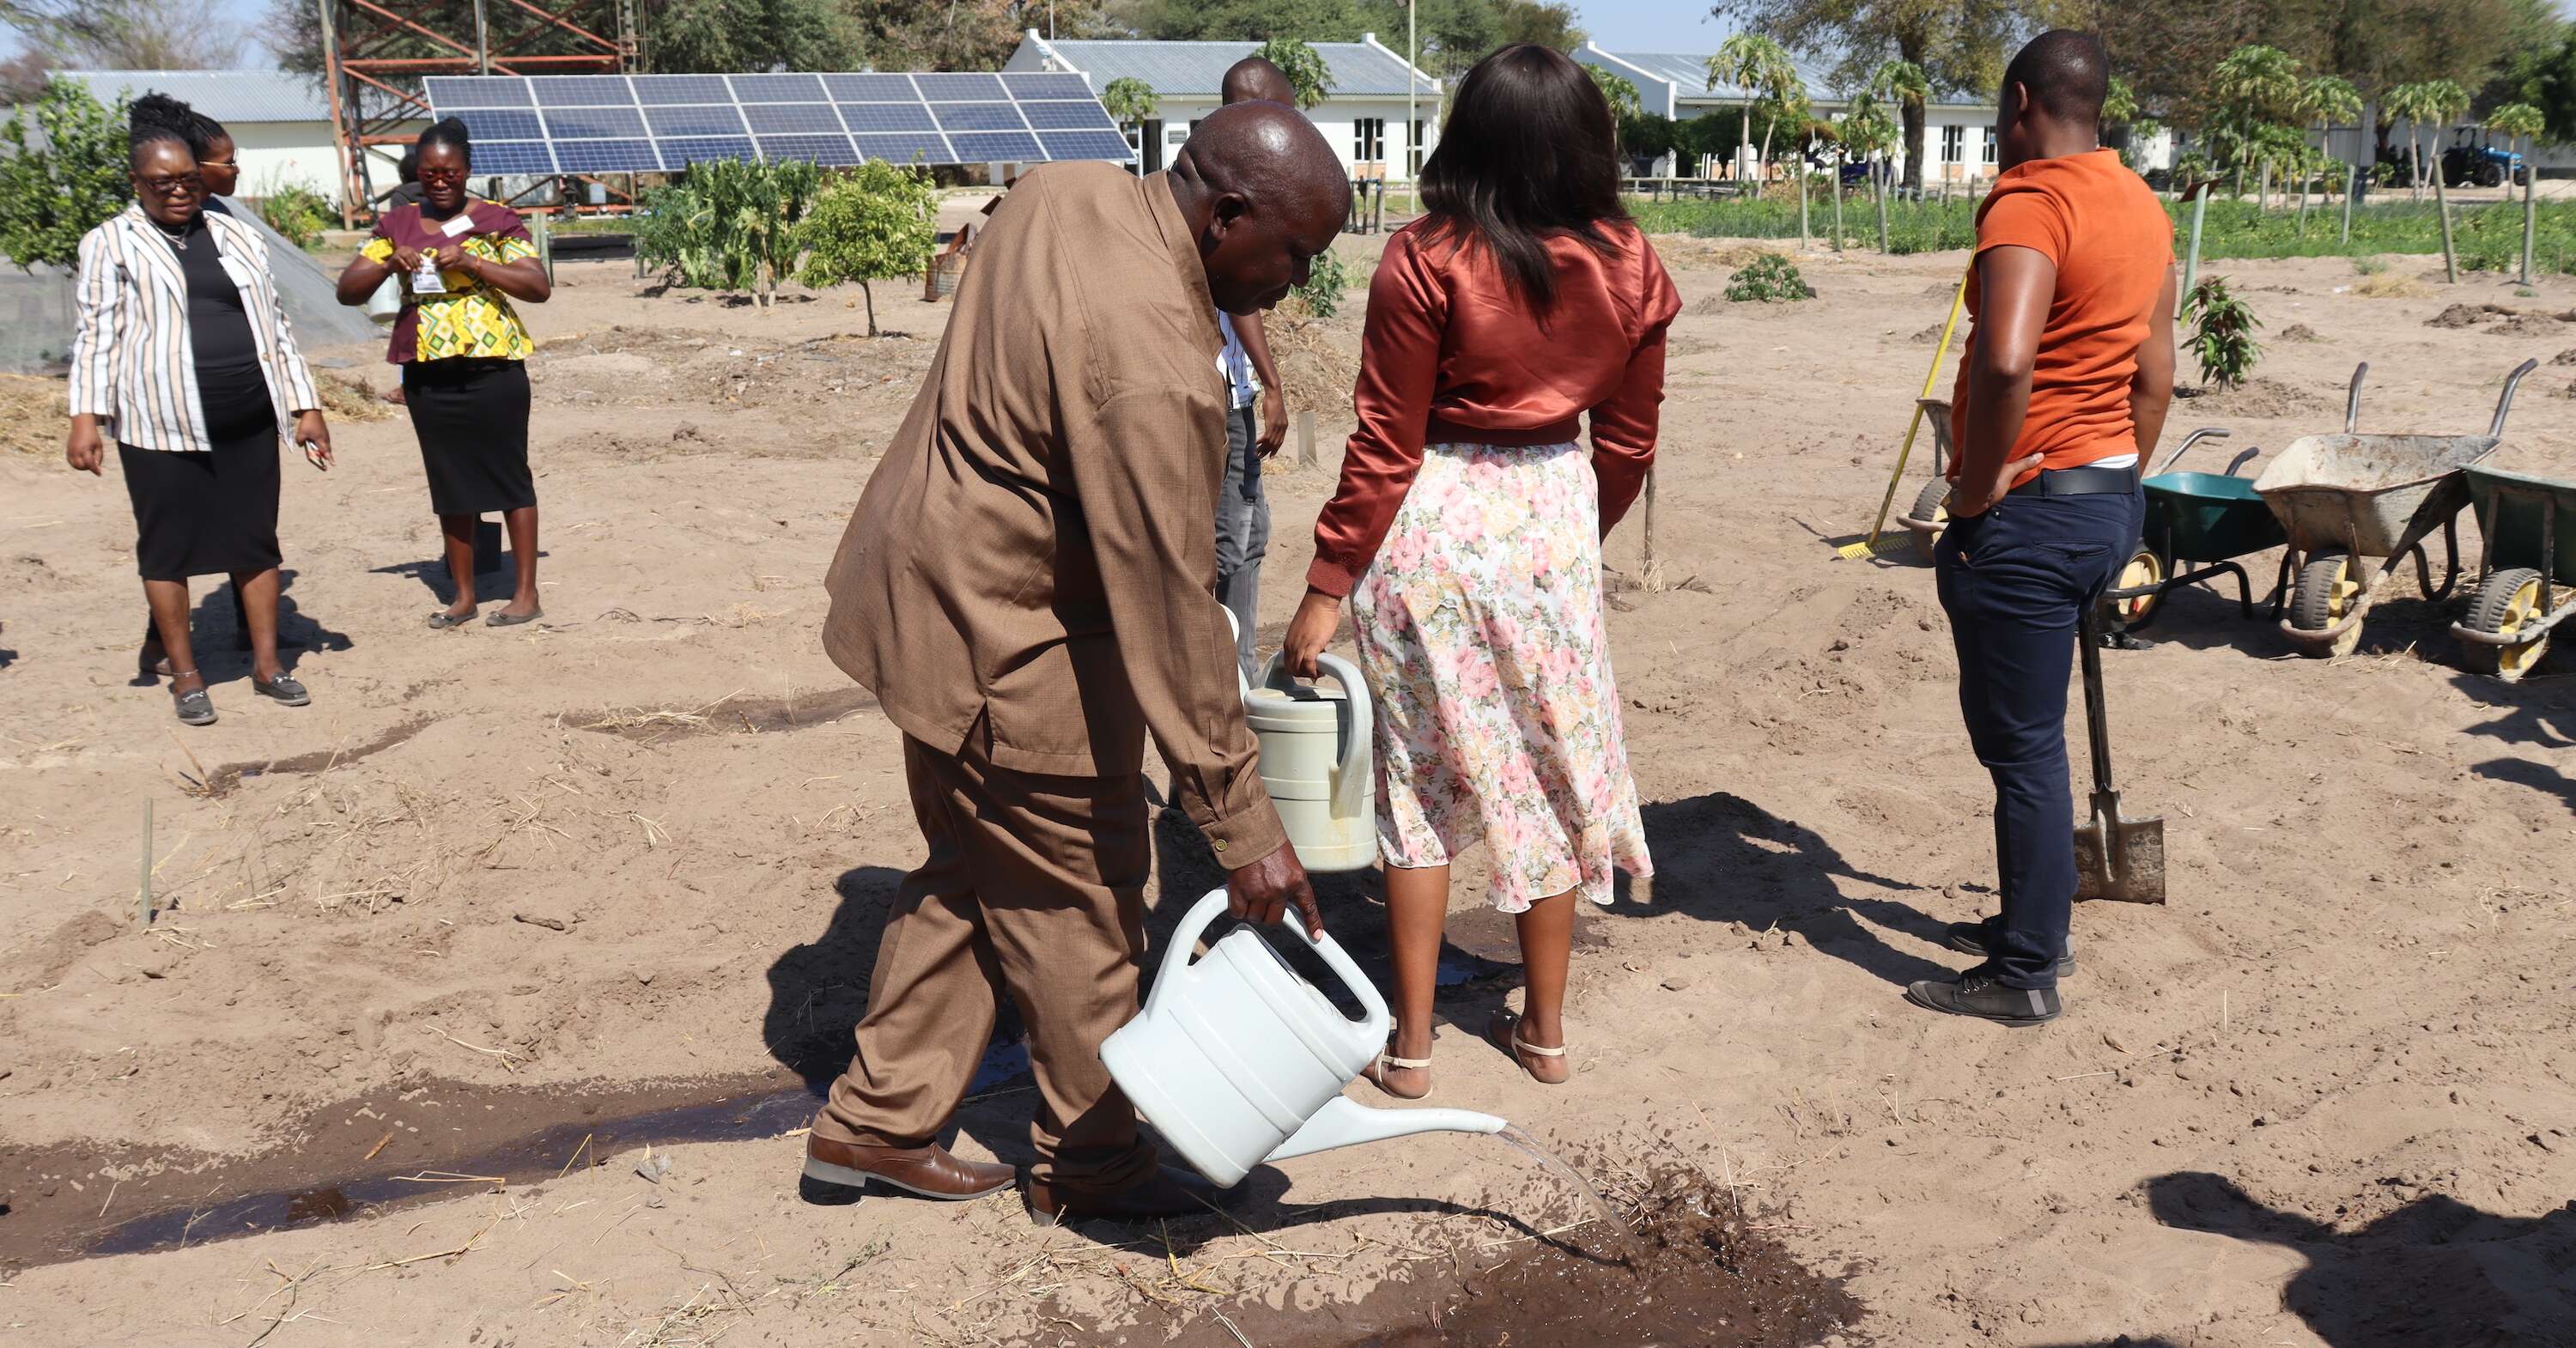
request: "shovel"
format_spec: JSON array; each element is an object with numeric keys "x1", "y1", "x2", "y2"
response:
[{"x1": 2072, "y1": 608, "x2": 2166, "y2": 903}]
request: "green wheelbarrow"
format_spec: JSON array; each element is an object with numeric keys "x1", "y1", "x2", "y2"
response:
[
  {"x1": 2453, "y1": 464, "x2": 2576, "y2": 682},
  {"x1": 2099, "y1": 427, "x2": 2290, "y2": 635}
]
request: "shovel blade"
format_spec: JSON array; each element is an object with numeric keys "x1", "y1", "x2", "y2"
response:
[{"x1": 2074, "y1": 792, "x2": 2166, "y2": 904}]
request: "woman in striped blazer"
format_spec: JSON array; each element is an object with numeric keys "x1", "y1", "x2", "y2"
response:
[{"x1": 65, "y1": 119, "x2": 335, "y2": 726}]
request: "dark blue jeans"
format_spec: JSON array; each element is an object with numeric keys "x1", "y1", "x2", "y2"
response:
[{"x1": 1934, "y1": 485, "x2": 2144, "y2": 990}]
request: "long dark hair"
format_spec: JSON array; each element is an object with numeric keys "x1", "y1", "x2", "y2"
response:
[{"x1": 1417, "y1": 44, "x2": 1627, "y2": 313}]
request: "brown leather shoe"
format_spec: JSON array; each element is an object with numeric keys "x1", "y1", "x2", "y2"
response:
[
  {"x1": 1024, "y1": 1164, "x2": 1230, "y2": 1227},
  {"x1": 800, "y1": 1136, "x2": 1015, "y2": 1203}
]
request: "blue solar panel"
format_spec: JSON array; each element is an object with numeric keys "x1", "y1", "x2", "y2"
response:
[
  {"x1": 948, "y1": 131, "x2": 1042, "y2": 162},
  {"x1": 826, "y1": 73, "x2": 920, "y2": 101},
  {"x1": 554, "y1": 140, "x2": 660, "y2": 173},
  {"x1": 739, "y1": 103, "x2": 844, "y2": 136},
  {"x1": 854, "y1": 132, "x2": 951, "y2": 165},
  {"x1": 533, "y1": 76, "x2": 634, "y2": 107},
  {"x1": 657, "y1": 137, "x2": 756, "y2": 163},
  {"x1": 643, "y1": 104, "x2": 744, "y2": 137},
  {"x1": 1038, "y1": 131, "x2": 1135, "y2": 163},
  {"x1": 471, "y1": 141, "x2": 558, "y2": 174},
  {"x1": 915, "y1": 73, "x2": 1006, "y2": 100},
  {"x1": 1018, "y1": 100, "x2": 1115, "y2": 131},
  {"x1": 838, "y1": 102, "x2": 937, "y2": 132},
  {"x1": 756, "y1": 134, "x2": 860, "y2": 166},
  {"x1": 424, "y1": 73, "x2": 1116, "y2": 170},
  {"x1": 730, "y1": 73, "x2": 828, "y2": 103},
  {"x1": 543, "y1": 106, "x2": 648, "y2": 139},
  {"x1": 930, "y1": 102, "x2": 1024, "y2": 131},
  {"x1": 630, "y1": 75, "x2": 734, "y2": 105},
  {"x1": 453, "y1": 108, "x2": 544, "y2": 140},
  {"x1": 1003, "y1": 73, "x2": 1094, "y2": 100},
  {"x1": 424, "y1": 76, "x2": 532, "y2": 107}
]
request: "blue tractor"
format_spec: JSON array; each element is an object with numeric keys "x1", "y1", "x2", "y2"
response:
[{"x1": 2441, "y1": 127, "x2": 2524, "y2": 189}]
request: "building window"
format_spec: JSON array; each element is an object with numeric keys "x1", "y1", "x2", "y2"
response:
[
  {"x1": 1354, "y1": 118, "x2": 1385, "y2": 162},
  {"x1": 1941, "y1": 124, "x2": 1963, "y2": 164},
  {"x1": 1982, "y1": 129, "x2": 1998, "y2": 165}
]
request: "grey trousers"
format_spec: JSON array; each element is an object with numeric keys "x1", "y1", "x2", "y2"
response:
[{"x1": 1215, "y1": 402, "x2": 1269, "y2": 681}]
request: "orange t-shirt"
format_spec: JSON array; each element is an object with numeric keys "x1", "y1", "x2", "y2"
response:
[{"x1": 1949, "y1": 149, "x2": 2173, "y2": 479}]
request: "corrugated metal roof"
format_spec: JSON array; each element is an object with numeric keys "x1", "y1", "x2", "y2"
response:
[
  {"x1": 52, "y1": 70, "x2": 334, "y2": 124},
  {"x1": 1010, "y1": 37, "x2": 1436, "y2": 99},
  {"x1": 1584, "y1": 49, "x2": 1989, "y2": 109}
]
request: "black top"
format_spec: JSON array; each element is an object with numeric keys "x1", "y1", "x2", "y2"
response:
[{"x1": 158, "y1": 212, "x2": 259, "y2": 375}]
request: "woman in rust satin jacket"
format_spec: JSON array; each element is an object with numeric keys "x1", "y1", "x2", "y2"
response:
[{"x1": 1282, "y1": 44, "x2": 1680, "y2": 1099}]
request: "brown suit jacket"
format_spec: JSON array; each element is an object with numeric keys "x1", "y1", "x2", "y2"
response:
[{"x1": 821, "y1": 163, "x2": 1288, "y2": 870}]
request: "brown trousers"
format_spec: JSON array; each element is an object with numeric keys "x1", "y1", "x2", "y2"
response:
[{"x1": 811, "y1": 732, "x2": 1159, "y2": 1195}]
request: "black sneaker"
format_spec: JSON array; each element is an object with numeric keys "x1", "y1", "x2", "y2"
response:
[
  {"x1": 1943, "y1": 917, "x2": 2075, "y2": 978},
  {"x1": 1905, "y1": 968, "x2": 2063, "y2": 1026}
]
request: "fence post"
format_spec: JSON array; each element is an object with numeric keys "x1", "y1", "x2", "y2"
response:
[
  {"x1": 1297, "y1": 410, "x2": 1315, "y2": 468},
  {"x1": 2180, "y1": 183, "x2": 2210, "y2": 319},
  {"x1": 2341, "y1": 164, "x2": 2356, "y2": 246}
]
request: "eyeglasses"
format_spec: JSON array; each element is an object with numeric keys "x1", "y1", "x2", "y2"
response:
[
  {"x1": 417, "y1": 167, "x2": 468, "y2": 183},
  {"x1": 138, "y1": 173, "x2": 204, "y2": 195},
  {"x1": 198, "y1": 158, "x2": 238, "y2": 170}
]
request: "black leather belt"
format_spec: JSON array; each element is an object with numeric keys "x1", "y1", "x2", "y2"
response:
[{"x1": 2008, "y1": 464, "x2": 2137, "y2": 498}]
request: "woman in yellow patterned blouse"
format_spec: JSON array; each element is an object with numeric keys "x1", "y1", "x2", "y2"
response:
[{"x1": 336, "y1": 118, "x2": 554, "y2": 628}]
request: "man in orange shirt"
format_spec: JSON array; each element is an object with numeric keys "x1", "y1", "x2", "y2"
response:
[{"x1": 1909, "y1": 30, "x2": 2174, "y2": 1026}]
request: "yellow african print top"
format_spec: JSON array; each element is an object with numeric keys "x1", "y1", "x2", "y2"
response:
[{"x1": 361, "y1": 200, "x2": 538, "y2": 363}]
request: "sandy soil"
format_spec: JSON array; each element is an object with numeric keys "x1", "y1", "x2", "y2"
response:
[{"x1": 2, "y1": 233, "x2": 2573, "y2": 1348}]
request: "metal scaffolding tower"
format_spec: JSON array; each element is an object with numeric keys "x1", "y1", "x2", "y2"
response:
[{"x1": 313, "y1": 0, "x2": 642, "y2": 223}]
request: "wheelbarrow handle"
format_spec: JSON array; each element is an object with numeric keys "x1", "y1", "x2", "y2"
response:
[
  {"x1": 2153, "y1": 426, "x2": 2232, "y2": 474},
  {"x1": 2490, "y1": 358, "x2": 2539, "y2": 439},
  {"x1": 2344, "y1": 361, "x2": 2368, "y2": 434},
  {"x1": 2223, "y1": 446, "x2": 2261, "y2": 477}
]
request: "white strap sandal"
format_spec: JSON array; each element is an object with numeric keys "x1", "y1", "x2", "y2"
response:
[
  {"x1": 1364, "y1": 1047, "x2": 1434, "y2": 1102},
  {"x1": 1487, "y1": 1010, "x2": 1570, "y2": 1086}
]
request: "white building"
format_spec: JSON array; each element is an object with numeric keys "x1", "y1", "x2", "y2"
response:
[
  {"x1": 1004, "y1": 33, "x2": 1443, "y2": 180},
  {"x1": 52, "y1": 70, "x2": 415, "y2": 208},
  {"x1": 1574, "y1": 45, "x2": 2174, "y2": 185}
]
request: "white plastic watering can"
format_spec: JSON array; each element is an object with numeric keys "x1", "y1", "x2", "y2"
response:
[
  {"x1": 1101, "y1": 890, "x2": 1506, "y2": 1188},
  {"x1": 1221, "y1": 610, "x2": 1379, "y2": 873}
]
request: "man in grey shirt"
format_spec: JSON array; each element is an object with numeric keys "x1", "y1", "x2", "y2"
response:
[{"x1": 1214, "y1": 58, "x2": 1297, "y2": 678}]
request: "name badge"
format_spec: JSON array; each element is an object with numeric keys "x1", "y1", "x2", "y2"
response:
[{"x1": 439, "y1": 212, "x2": 477, "y2": 239}]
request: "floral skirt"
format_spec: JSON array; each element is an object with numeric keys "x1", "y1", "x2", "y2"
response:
[{"x1": 1350, "y1": 442, "x2": 1652, "y2": 913}]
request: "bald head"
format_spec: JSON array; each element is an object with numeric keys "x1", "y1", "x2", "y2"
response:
[
  {"x1": 2004, "y1": 29, "x2": 2109, "y2": 124},
  {"x1": 1168, "y1": 101, "x2": 1350, "y2": 313},
  {"x1": 1222, "y1": 56, "x2": 1297, "y2": 107}
]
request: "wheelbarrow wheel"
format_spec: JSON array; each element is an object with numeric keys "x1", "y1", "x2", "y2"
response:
[
  {"x1": 2102, "y1": 546, "x2": 2165, "y2": 631},
  {"x1": 2291, "y1": 551, "x2": 2366, "y2": 658},
  {"x1": 2463, "y1": 568, "x2": 2551, "y2": 683},
  {"x1": 1907, "y1": 477, "x2": 1952, "y2": 560}
]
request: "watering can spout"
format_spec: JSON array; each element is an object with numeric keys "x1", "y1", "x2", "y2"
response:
[{"x1": 1265, "y1": 1096, "x2": 1508, "y2": 1165}]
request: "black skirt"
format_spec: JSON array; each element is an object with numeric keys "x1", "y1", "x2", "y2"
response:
[
  {"x1": 402, "y1": 358, "x2": 534, "y2": 516},
  {"x1": 119, "y1": 365, "x2": 281, "y2": 581}
]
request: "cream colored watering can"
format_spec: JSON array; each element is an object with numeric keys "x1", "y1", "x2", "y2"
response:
[
  {"x1": 1101, "y1": 890, "x2": 1506, "y2": 1187},
  {"x1": 1224, "y1": 611, "x2": 1379, "y2": 873}
]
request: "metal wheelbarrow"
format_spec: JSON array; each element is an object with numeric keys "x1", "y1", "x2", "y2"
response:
[
  {"x1": 2099, "y1": 427, "x2": 2291, "y2": 634},
  {"x1": 2252, "y1": 360, "x2": 2537, "y2": 658},
  {"x1": 1894, "y1": 398, "x2": 1959, "y2": 561},
  {"x1": 2453, "y1": 464, "x2": 2576, "y2": 682}
]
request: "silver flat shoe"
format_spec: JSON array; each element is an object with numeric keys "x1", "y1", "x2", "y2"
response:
[
  {"x1": 485, "y1": 608, "x2": 543, "y2": 628},
  {"x1": 173, "y1": 688, "x2": 216, "y2": 726},
  {"x1": 427, "y1": 609, "x2": 478, "y2": 629}
]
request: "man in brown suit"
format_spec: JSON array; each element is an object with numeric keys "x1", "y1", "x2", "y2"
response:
[{"x1": 805, "y1": 103, "x2": 1351, "y2": 1225}]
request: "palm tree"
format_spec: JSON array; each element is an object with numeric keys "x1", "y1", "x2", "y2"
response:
[
  {"x1": 2211, "y1": 45, "x2": 2300, "y2": 203},
  {"x1": 2488, "y1": 101, "x2": 2549, "y2": 285},
  {"x1": 1756, "y1": 52, "x2": 1808, "y2": 186},
  {"x1": 1708, "y1": 34, "x2": 1792, "y2": 185},
  {"x1": 2410, "y1": 80, "x2": 2470, "y2": 282},
  {"x1": 2298, "y1": 74, "x2": 2361, "y2": 218},
  {"x1": 1844, "y1": 91, "x2": 1900, "y2": 252},
  {"x1": 1867, "y1": 58, "x2": 1930, "y2": 190},
  {"x1": 2382, "y1": 82, "x2": 2440, "y2": 203}
]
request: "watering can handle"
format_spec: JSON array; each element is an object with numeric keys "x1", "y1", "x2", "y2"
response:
[
  {"x1": 1257, "y1": 652, "x2": 1374, "y2": 839},
  {"x1": 1140, "y1": 890, "x2": 1392, "y2": 1043},
  {"x1": 1222, "y1": 609, "x2": 1249, "y2": 701}
]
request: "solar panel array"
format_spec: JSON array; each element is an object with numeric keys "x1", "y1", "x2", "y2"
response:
[{"x1": 420, "y1": 72, "x2": 1133, "y2": 174}]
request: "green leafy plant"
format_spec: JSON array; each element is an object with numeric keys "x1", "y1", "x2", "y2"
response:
[
  {"x1": 1101, "y1": 76, "x2": 1158, "y2": 125},
  {"x1": 794, "y1": 160, "x2": 939, "y2": 336},
  {"x1": 1290, "y1": 247, "x2": 1351, "y2": 318},
  {"x1": 0, "y1": 79, "x2": 131, "y2": 270},
  {"x1": 1724, "y1": 252, "x2": 1814, "y2": 302},
  {"x1": 1587, "y1": 65, "x2": 1641, "y2": 119},
  {"x1": 257, "y1": 182, "x2": 334, "y2": 249},
  {"x1": 2182, "y1": 276, "x2": 2262, "y2": 390},
  {"x1": 1254, "y1": 38, "x2": 1330, "y2": 110},
  {"x1": 633, "y1": 157, "x2": 823, "y2": 308}
]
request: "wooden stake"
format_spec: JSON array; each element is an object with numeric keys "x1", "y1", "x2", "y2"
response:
[
  {"x1": 138, "y1": 798, "x2": 153, "y2": 926},
  {"x1": 1296, "y1": 410, "x2": 1315, "y2": 468}
]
